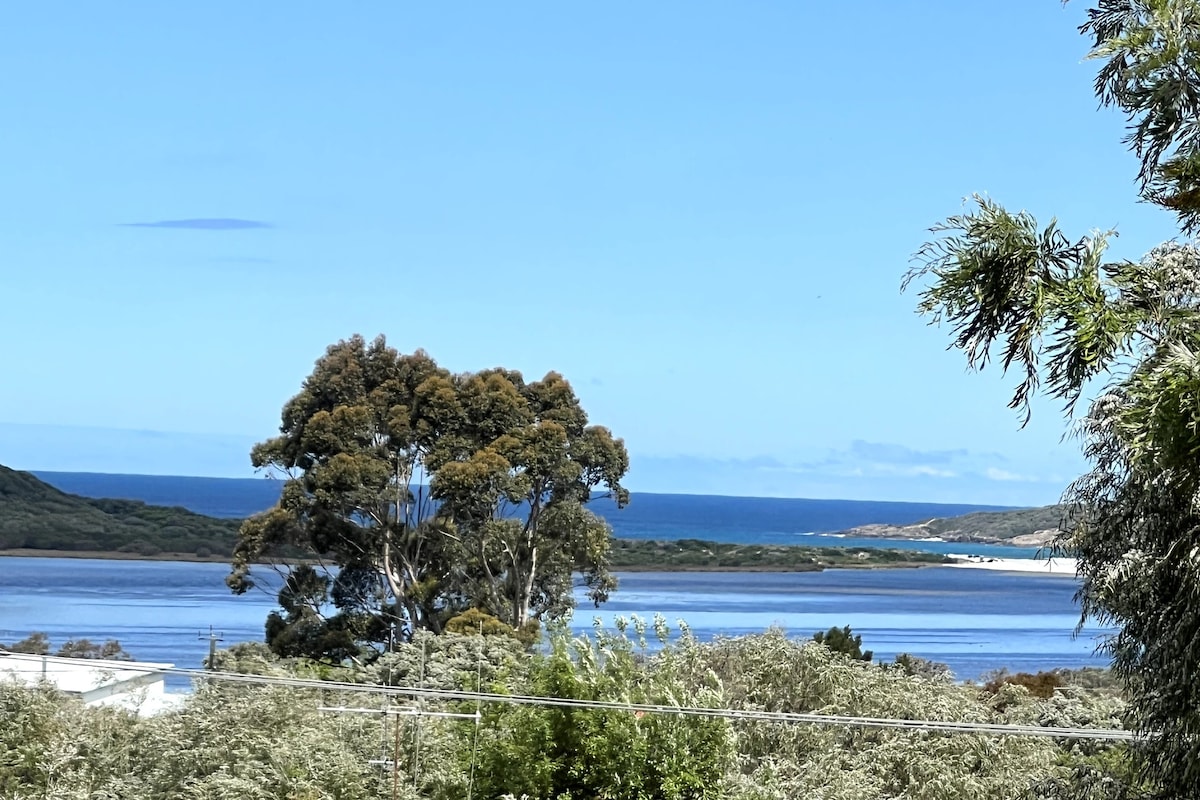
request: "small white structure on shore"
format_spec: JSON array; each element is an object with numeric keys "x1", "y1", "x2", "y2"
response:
[{"x1": 0, "y1": 650, "x2": 180, "y2": 716}]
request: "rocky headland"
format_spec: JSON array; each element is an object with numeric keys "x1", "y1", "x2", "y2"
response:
[{"x1": 832, "y1": 505, "x2": 1067, "y2": 548}]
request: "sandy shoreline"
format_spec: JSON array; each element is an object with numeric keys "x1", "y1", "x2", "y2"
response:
[{"x1": 947, "y1": 554, "x2": 1078, "y2": 575}]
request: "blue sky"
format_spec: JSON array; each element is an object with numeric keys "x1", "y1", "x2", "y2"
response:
[{"x1": 0, "y1": 2, "x2": 1182, "y2": 505}]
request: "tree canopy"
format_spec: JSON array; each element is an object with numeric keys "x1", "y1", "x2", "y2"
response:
[
  {"x1": 228, "y1": 335, "x2": 629, "y2": 659},
  {"x1": 0, "y1": 632, "x2": 131, "y2": 660},
  {"x1": 812, "y1": 625, "x2": 873, "y2": 662},
  {"x1": 905, "y1": 3, "x2": 1200, "y2": 795}
]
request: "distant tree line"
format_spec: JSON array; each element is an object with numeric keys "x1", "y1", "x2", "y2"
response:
[
  {"x1": 1, "y1": 632, "x2": 131, "y2": 660},
  {"x1": 611, "y1": 539, "x2": 950, "y2": 570}
]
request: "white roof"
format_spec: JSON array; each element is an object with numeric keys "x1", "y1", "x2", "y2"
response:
[{"x1": 0, "y1": 650, "x2": 172, "y2": 695}]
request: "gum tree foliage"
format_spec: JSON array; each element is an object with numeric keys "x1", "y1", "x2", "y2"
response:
[
  {"x1": 1, "y1": 632, "x2": 130, "y2": 660},
  {"x1": 812, "y1": 625, "x2": 873, "y2": 661},
  {"x1": 903, "y1": 3, "x2": 1200, "y2": 795},
  {"x1": 228, "y1": 335, "x2": 629, "y2": 658}
]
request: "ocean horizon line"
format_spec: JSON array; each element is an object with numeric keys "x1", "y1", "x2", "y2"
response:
[{"x1": 27, "y1": 468, "x2": 1022, "y2": 511}]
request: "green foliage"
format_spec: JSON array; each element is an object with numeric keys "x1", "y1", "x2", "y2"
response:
[
  {"x1": 812, "y1": 625, "x2": 873, "y2": 661},
  {"x1": 2, "y1": 632, "x2": 130, "y2": 660},
  {"x1": 53, "y1": 638, "x2": 131, "y2": 660},
  {"x1": 131, "y1": 684, "x2": 387, "y2": 800},
  {"x1": 910, "y1": 219, "x2": 1200, "y2": 795},
  {"x1": 904, "y1": 5, "x2": 1200, "y2": 796},
  {"x1": 475, "y1": 624, "x2": 732, "y2": 800},
  {"x1": 0, "y1": 682, "x2": 148, "y2": 799},
  {"x1": 983, "y1": 670, "x2": 1065, "y2": 701},
  {"x1": 0, "y1": 627, "x2": 1137, "y2": 800},
  {"x1": 263, "y1": 563, "x2": 365, "y2": 662},
  {"x1": 1051, "y1": 667, "x2": 1122, "y2": 692},
  {"x1": 610, "y1": 538, "x2": 949, "y2": 570},
  {"x1": 905, "y1": 196, "x2": 1119, "y2": 424},
  {"x1": 1082, "y1": 0, "x2": 1200, "y2": 232},
  {"x1": 231, "y1": 335, "x2": 629, "y2": 660},
  {"x1": 1029, "y1": 745, "x2": 1150, "y2": 800},
  {"x1": 366, "y1": 629, "x2": 529, "y2": 692},
  {"x1": 444, "y1": 607, "x2": 522, "y2": 639},
  {"x1": 692, "y1": 629, "x2": 1070, "y2": 799},
  {"x1": 899, "y1": 505, "x2": 1067, "y2": 543},
  {"x1": 0, "y1": 464, "x2": 239, "y2": 556},
  {"x1": 4, "y1": 632, "x2": 50, "y2": 655},
  {"x1": 893, "y1": 652, "x2": 955, "y2": 681}
]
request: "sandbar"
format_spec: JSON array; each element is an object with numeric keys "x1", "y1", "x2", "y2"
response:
[{"x1": 947, "y1": 554, "x2": 1078, "y2": 575}]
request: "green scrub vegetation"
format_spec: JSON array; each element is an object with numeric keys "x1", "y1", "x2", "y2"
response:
[{"x1": 0, "y1": 624, "x2": 1130, "y2": 800}]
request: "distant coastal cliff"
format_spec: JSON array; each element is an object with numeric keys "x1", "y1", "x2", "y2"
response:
[{"x1": 833, "y1": 505, "x2": 1067, "y2": 548}]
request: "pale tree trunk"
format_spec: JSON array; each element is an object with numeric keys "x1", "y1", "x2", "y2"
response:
[
  {"x1": 381, "y1": 534, "x2": 404, "y2": 601},
  {"x1": 513, "y1": 495, "x2": 542, "y2": 629},
  {"x1": 516, "y1": 546, "x2": 537, "y2": 629},
  {"x1": 381, "y1": 531, "x2": 416, "y2": 635},
  {"x1": 481, "y1": 538, "x2": 505, "y2": 622}
]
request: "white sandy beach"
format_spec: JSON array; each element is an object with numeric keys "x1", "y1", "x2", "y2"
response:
[{"x1": 946, "y1": 554, "x2": 1078, "y2": 575}]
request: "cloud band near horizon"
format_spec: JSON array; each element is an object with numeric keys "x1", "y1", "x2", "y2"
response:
[{"x1": 120, "y1": 218, "x2": 272, "y2": 230}]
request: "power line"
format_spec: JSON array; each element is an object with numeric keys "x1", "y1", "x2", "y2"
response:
[
  {"x1": 157, "y1": 665, "x2": 1135, "y2": 741},
  {"x1": 4, "y1": 655, "x2": 1134, "y2": 741}
]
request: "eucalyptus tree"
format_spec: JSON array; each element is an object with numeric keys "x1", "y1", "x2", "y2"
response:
[
  {"x1": 904, "y1": 3, "x2": 1200, "y2": 795},
  {"x1": 229, "y1": 335, "x2": 628, "y2": 656},
  {"x1": 430, "y1": 368, "x2": 630, "y2": 631}
]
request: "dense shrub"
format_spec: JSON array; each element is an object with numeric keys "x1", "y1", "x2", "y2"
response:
[
  {"x1": 984, "y1": 670, "x2": 1066, "y2": 700},
  {"x1": 0, "y1": 624, "x2": 1135, "y2": 800},
  {"x1": 474, "y1": 621, "x2": 732, "y2": 800},
  {"x1": 812, "y1": 624, "x2": 873, "y2": 661}
]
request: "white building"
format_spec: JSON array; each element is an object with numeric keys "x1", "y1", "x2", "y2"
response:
[{"x1": 0, "y1": 650, "x2": 182, "y2": 716}]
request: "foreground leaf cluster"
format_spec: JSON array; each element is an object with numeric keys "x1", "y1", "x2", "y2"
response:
[
  {"x1": 0, "y1": 627, "x2": 1129, "y2": 800},
  {"x1": 904, "y1": 3, "x2": 1200, "y2": 795}
]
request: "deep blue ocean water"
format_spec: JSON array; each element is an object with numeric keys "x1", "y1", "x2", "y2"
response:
[{"x1": 33, "y1": 471, "x2": 1034, "y2": 557}]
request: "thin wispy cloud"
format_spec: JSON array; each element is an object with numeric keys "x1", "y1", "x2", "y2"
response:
[
  {"x1": 210, "y1": 256, "x2": 275, "y2": 264},
  {"x1": 985, "y1": 467, "x2": 1038, "y2": 483},
  {"x1": 631, "y1": 450, "x2": 1065, "y2": 505},
  {"x1": 846, "y1": 440, "x2": 970, "y2": 466},
  {"x1": 121, "y1": 218, "x2": 272, "y2": 230}
]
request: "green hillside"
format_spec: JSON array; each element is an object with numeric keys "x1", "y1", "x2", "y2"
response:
[
  {"x1": 834, "y1": 504, "x2": 1068, "y2": 545},
  {"x1": 919, "y1": 504, "x2": 1068, "y2": 540},
  {"x1": 0, "y1": 465, "x2": 239, "y2": 557}
]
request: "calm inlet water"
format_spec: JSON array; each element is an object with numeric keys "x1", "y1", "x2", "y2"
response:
[{"x1": 0, "y1": 557, "x2": 1109, "y2": 688}]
